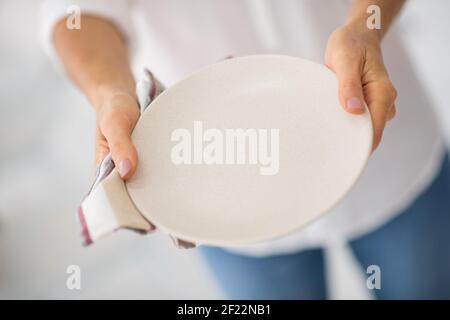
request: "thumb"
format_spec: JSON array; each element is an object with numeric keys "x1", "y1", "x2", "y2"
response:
[
  {"x1": 99, "y1": 97, "x2": 140, "y2": 180},
  {"x1": 329, "y1": 52, "x2": 366, "y2": 115},
  {"x1": 105, "y1": 122, "x2": 138, "y2": 180}
]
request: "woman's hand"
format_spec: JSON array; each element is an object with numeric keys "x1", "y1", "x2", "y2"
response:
[
  {"x1": 95, "y1": 89, "x2": 140, "y2": 179},
  {"x1": 53, "y1": 16, "x2": 140, "y2": 179},
  {"x1": 325, "y1": 24, "x2": 397, "y2": 151}
]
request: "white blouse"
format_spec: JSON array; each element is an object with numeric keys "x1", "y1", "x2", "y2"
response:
[{"x1": 40, "y1": 0, "x2": 445, "y2": 257}]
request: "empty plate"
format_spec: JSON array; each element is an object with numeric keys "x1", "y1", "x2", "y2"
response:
[{"x1": 126, "y1": 55, "x2": 372, "y2": 246}]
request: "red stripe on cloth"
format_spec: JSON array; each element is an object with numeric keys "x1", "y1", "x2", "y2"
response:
[{"x1": 78, "y1": 206, "x2": 93, "y2": 246}]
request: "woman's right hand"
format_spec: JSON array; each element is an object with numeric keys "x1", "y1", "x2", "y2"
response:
[{"x1": 94, "y1": 89, "x2": 141, "y2": 180}]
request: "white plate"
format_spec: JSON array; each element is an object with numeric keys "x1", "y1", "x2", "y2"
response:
[{"x1": 126, "y1": 55, "x2": 372, "y2": 246}]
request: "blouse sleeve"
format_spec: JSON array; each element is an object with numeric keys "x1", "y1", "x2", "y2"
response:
[{"x1": 39, "y1": 0, "x2": 135, "y2": 69}]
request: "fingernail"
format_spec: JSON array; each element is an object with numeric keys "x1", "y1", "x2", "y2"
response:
[
  {"x1": 118, "y1": 159, "x2": 132, "y2": 178},
  {"x1": 346, "y1": 97, "x2": 365, "y2": 112}
]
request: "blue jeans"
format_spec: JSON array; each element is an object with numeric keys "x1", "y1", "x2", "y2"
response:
[{"x1": 199, "y1": 154, "x2": 450, "y2": 299}]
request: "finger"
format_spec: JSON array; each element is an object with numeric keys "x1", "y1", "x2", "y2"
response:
[
  {"x1": 100, "y1": 113, "x2": 139, "y2": 180},
  {"x1": 386, "y1": 104, "x2": 396, "y2": 122},
  {"x1": 329, "y1": 50, "x2": 366, "y2": 115},
  {"x1": 94, "y1": 128, "x2": 110, "y2": 168},
  {"x1": 364, "y1": 79, "x2": 397, "y2": 151}
]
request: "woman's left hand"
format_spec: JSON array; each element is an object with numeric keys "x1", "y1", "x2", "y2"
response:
[{"x1": 325, "y1": 24, "x2": 397, "y2": 151}]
